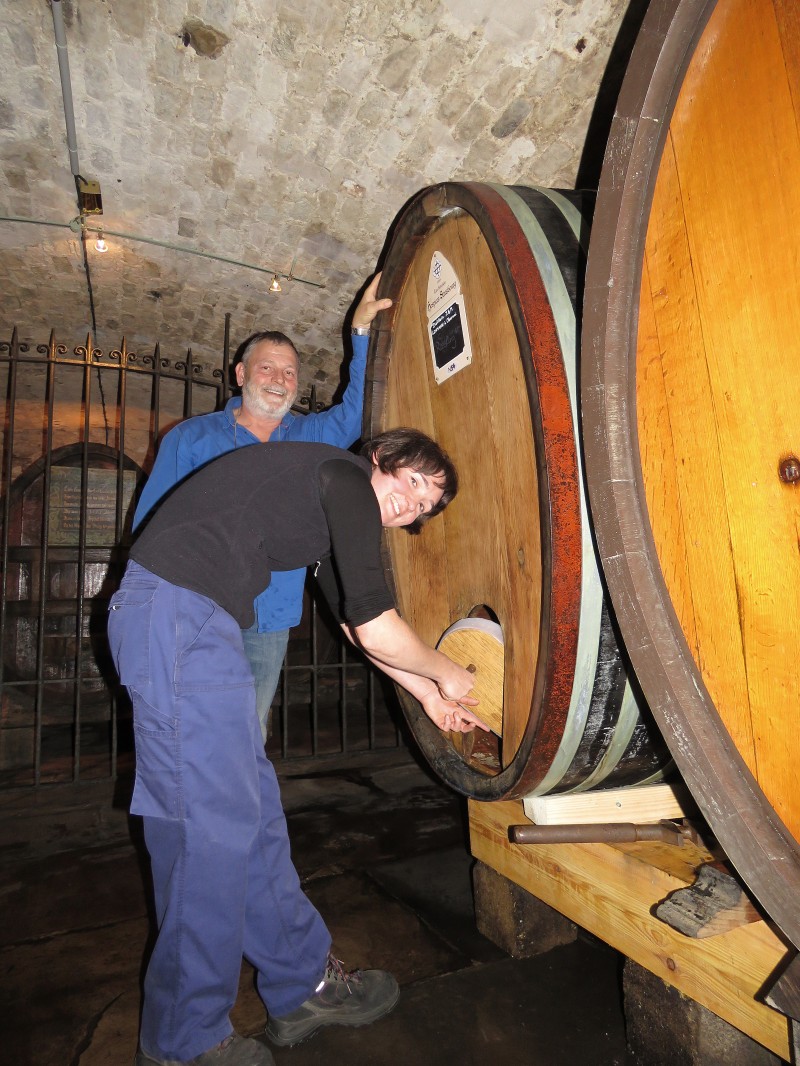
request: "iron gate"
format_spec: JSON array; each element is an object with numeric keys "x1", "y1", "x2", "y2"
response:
[{"x1": 0, "y1": 326, "x2": 399, "y2": 791}]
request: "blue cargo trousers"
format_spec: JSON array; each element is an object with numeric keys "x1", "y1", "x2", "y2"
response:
[{"x1": 108, "y1": 561, "x2": 331, "y2": 1062}]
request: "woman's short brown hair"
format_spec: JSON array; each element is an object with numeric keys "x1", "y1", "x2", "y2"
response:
[{"x1": 361, "y1": 427, "x2": 458, "y2": 535}]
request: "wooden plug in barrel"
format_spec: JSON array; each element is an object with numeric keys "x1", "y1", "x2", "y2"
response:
[{"x1": 437, "y1": 618, "x2": 504, "y2": 736}]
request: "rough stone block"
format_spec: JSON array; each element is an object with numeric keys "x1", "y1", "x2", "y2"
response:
[
  {"x1": 472, "y1": 859, "x2": 578, "y2": 958},
  {"x1": 623, "y1": 958, "x2": 784, "y2": 1065}
]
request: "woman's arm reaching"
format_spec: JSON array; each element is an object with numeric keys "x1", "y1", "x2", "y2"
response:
[{"x1": 342, "y1": 613, "x2": 488, "y2": 733}]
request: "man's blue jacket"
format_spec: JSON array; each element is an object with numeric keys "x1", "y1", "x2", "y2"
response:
[{"x1": 132, "y1": 333, "x2": 367, "y2": 632}]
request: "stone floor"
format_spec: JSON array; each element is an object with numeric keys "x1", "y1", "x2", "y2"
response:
[{"x1": 0, "y1": 747, "x2": 631, "y2": 1066}]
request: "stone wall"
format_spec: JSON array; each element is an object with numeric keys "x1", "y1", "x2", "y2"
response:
[{"x1": 1, "y1": 0, "x2": 636, "y2": 403}]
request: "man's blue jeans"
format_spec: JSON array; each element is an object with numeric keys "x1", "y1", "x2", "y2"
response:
[
  {"x1": 108, "y1": 562, "x2": 330, "y2": 1061},
  {"x1": 241, "y1": 624, "x2": 290, "y2": 742}
]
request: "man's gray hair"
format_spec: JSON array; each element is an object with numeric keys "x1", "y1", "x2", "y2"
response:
[{"x1": 238, "y1": 331, "x2": 299, "y2": 368}]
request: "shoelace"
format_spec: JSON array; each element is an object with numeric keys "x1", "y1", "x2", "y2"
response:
[
  {"x1": 208, "y1": 1034, "x2": 237, "y2": 1056},
  {"x1": 325, "y1": 954, "x2": 361, "y2": 995}
]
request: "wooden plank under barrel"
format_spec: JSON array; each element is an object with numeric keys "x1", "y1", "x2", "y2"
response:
[{"x1": 582, "y1": 0, "x2": 800, "y2": 954}]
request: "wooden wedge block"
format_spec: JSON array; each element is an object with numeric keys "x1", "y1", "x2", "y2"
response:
[
  {"x1": 523, "y1": 782, "x2": 691, "y2": 826},
  {"x1": 655, "y1": 862, "x2": 763, "y2": 938}
]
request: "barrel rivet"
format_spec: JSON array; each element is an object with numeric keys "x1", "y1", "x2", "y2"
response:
[{"x1": 778, "y1": 456, "x2": 800, "y2": 484}]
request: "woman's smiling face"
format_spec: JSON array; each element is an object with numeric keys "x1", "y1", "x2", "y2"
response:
[{"x1": 370, "y1": 463, "x2": 444, "y2": 528}]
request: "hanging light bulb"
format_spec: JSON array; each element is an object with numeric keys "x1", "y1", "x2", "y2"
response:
[
  {"x1": 94, "y1": 230, "x2": 108, "y2": 253},
  {"x1": 269, "y1": 274, "x2": 282, "y2": 293}
]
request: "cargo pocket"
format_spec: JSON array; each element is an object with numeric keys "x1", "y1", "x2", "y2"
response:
[
  {"x1": 129, "y1": 687, "x2": 182, "y2": 821},
  {"x1": 108, "y1": 583, "x2": 157, "y2": 690}
]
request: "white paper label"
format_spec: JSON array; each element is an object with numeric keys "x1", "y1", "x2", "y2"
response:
[{"x1": 426, "y1": 251, "x2": 473, "y2": 384}]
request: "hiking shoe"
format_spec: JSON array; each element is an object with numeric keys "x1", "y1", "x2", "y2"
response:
[
  {"x1": 135, "y1": 1032, "x2": 274, "y2": 1065},
  {"x1": 265, "y1": 954, "x2": 400, "y2": 1046}
]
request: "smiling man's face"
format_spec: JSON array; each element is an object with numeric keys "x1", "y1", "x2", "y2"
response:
[{"x1": 236, "y1": 340, "x2": 299, "y2": 421}]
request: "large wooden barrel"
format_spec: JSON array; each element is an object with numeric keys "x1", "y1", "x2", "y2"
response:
[
  {"x1": 366, "y1": 182, "x2": 672, "y2": 801},
  {"x1": 581, "y1": 0, "x2": 800, "y2": 949}
]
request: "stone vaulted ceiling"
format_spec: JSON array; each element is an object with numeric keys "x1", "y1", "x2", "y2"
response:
[{"x1": 1, "y1": 0, "x2": 639, "y2": 404}]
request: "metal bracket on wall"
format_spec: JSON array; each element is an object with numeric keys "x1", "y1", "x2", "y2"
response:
[{"x1": 77, "y1": 177, "x2": 103, "y2": 215}]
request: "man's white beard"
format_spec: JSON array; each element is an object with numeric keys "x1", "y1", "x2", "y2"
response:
[{"x1": 242, "y1": 379, "x2": 295, "y2": 422}]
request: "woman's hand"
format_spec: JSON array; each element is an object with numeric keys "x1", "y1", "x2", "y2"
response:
[
  {"x1": 419, "y1": 689, "x2": 489, "y2": 734},
  {"x1": 436, "y1": 660, "x2": 478, "y2": 705},
  {"x1": 349, "y1": 613, "x2": 484, "y2": 733}
]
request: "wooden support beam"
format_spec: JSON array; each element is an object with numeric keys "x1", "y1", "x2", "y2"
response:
[{"x1": 469, "y1": 798, "x2": 791, "y2": 1061}]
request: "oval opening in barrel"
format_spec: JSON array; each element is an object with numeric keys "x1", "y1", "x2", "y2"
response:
[{"x1": 367, "y1": 181, "x2": 671, "y2": 801}]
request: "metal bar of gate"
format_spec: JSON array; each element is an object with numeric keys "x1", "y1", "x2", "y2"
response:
[
  {"x1": 222, "y1": 313, "x2": 231, "y2": 405},
  {"x1": 0, "y1": 331, "x2": 19, "y2": 700},
  {"x1": 111, "y1": 340, "x2": 130, "y2": 779},
  {"x1": 33, "y1": 333, "x2": 59, "y2": 786},
  {"x1": 151, "y1": 343, "x2": 162, "y2": 449},
  {"x1": 71, "y1": 335, "x2": 95, "y2": 780},
  {"x1": 310, "y1": 588, "x2": 319, "y2": 756},
  {"x1": 183, "y1": 351, "x2": 192, "y2": 419},
  {"x1": 0, "y1": 324, "x2": 400, "y2": 791}
]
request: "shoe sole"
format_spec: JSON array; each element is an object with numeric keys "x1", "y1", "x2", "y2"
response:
[
  {"x1": 266, "y1": 985, "x2": 400, "y2": 1047},
  {"x1": 135, "y1": 1038, "x2": 274, "y2": 1065}
]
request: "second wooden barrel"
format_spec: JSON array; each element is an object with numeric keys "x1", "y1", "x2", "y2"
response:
[
  {"x1": 366, "y1": 181, "x2": 671, "y2": 801},
  {"x1": 581, "y1": 0, "x2": 800, "y2": 948}
]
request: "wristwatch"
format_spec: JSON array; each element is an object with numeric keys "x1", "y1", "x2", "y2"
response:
[{"x1": 351, "y1": 325, "x2": 371, "y2": 336}]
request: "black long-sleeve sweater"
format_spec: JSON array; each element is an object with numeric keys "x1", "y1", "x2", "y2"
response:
[{"x1": 131, "y1": 442, "x2": 395, "y2": 628}]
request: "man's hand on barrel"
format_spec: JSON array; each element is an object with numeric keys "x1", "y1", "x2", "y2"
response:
[{"x1": 351, "y1": 271, "x2": 393, "y2": 330}]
